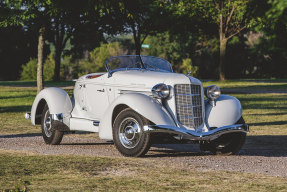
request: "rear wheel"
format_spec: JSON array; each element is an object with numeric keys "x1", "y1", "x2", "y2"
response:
[
  {"x1": 41, "y1": 104, "x2": 64, "y2": 145},
  {"x1": 113, "y1": 108, "x2": 151, "y2": 157},
  {"x1": 200, "y1": 117, "x2": 247, "y2": 155}
]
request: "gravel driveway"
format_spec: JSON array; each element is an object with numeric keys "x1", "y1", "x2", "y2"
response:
[{"x1": 1, "y1": 133, "x2": 287, "y2": 178}]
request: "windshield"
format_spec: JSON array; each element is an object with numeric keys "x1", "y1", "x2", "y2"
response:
[{"x1": 105, "y1": 55, "x2": 173, "y2": 75}]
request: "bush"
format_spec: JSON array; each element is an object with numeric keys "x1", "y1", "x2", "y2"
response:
[
  {"x1": 20, "y1": 53, "x2": 78, "y2": 81},
  {"x1": 20, "y1": 54, "x2": 54, "y2": 81},
  {"x1": 20, "y1": 58, "x2": 37, "y2": 81},
  {"x1": 61, "y1": 55, "x2": 78, "y2": 80},
  {"x1": 43, "y1": 53, "x2": 55, "y2": 80},
  {"x1": 78, "y1": 42, "x2": 127, "y2": 76},
  {"x1": 179, "y1": 58, "x2": 198, "y2": 77},
  {"x1": 20, "y1": 42, "x2": 128, "y2": 80}
]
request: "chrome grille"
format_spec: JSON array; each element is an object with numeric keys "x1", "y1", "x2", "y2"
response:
[{"x1": 174, "y1": 84, "x2": 203, "y2": 129}]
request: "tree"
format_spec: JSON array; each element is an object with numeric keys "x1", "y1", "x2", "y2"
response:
[
  {"x1": 262, "y1": 0, "x2": 287, "y2": 77},
  {"x1": 175, "y1": 0, "x2": 253, "y2": 80},
  {"x1": 213, "y1": 0, "x2": 249, "y2": 80},
  {"x1": 266, "y1": 0, "x2": 287, "y2": 20},
  {"x1": 0, "y1": 0, "x2": 50, "y2": 93},
  {"x1": 145, "y1": 32, "x2": 189, "y2": 71},
  {"x1": 46, "y1": 0, "x2": 104, "y2": 81},
  {"x1": 0, "y1": 5, "x2": 37, "y2": 80},
  {"x1": 110, "y1": 0, "x2": 170, "y2": 55},
  {"x1": 1, "y1": 0, "x2": 106, "y2": 84}
]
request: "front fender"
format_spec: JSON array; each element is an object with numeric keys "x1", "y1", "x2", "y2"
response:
[
  {"x1": 205, "y1": 95, "x2": 242, "y2": 128},
  {"x1": 31, "y1": 87, "x2": 72, "y2": 126},
  {"x1": 99, "y1": 93, "x2": 176, "y2": 140}
]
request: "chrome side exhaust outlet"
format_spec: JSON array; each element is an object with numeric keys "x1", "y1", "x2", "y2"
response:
[{"x1": 25, "y1": 113, "x2": 31, "y2": 120}]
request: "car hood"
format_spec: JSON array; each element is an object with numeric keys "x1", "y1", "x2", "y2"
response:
[{"x1": 110, "y1": 70, "x2": 201, "y2": 88}]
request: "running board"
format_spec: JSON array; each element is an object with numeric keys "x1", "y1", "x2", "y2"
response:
[{"x1": 69, "y1": 118, "x2": 100, "y2": 133}]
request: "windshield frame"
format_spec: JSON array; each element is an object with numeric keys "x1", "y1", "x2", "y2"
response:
[{"x1": 105, "y1": 55, "x2": 173, "y2": 77}]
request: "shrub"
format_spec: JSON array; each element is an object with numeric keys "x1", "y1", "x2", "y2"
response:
[
  {"x1": 179, "y1": 58, "x2": 198, "y2": 77},
  {"x1": 61, "y1": 55, "x2": 78, "y2": 80},
  {"x1": 78, "y1": 42, "x2": 127, "y2": 76},
  {"x1": 20, "y1": 53, "x2": 55, "y2": 81},
  {"x1": 20, "y1": 58, "x2": 37, "y2": 81},
  {"x1": 20, "y1": 53, "x2": 78, "y2": 80}
]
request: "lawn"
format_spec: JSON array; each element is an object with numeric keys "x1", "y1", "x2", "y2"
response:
[
  {"x1": 1, "y1": 150, "x2": 287, "y2": 191},
  {"x1": 202, "y1": 79, "x2": 287, "y2": 91},
  {"x1": 0, "y1": 80, "x2": 75, "y2": 87},
  {"x1": 0, "y1": 79, "x2": 287, "y2": 191}
]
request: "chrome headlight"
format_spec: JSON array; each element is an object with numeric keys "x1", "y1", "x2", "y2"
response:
[
  {"x1": 205, "y1": 85, "x2": 221, "y2": 100},
  {"x1": 152, "y1": 83, "x2": 170, "y2": 99}
]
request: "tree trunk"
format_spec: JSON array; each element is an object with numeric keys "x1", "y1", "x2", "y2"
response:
[
  {"x1": 132, "y1": 28, "x2": 141, "y2": 55},
  {"x1": 53, "y1": 44, "x2": 61, "y2": 81},
  {"x1": 37, "y1": 26, "x2": 45, "y2": 94},
  {"x1": 135, "y1": 39, "x2": 141, "y2": 55},
  {"x1": 219, "y1": 38, "x2": 227, "y2": 81},
  {"x1": 218, "y1": 13, "x2": 226, "y2": 81}
]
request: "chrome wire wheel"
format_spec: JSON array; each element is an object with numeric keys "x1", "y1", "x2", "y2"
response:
[
  {"x1": 119, "y1": 117, "x2": 142, "y2": 149},
  {"x1": 43, "y1": 110, "x2": 53, "y2": 137},
  {"x1": 41, "y1": 104, "x2": 64, "y2": 145}
]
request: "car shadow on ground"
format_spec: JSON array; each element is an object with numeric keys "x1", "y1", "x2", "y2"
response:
[
  {"x1": 0, "y1": 133, "x2": 42, "y2": 138},
  {"x1": 240, "y1": 135, "x2": 287, "y2": 157},
  {"x1": 0, "y1": 105, "x2": 32, "y2": 112},
  {"x1": 147, "y1": 135, "x2": 287, "y2": 158},
  {"x1": 147, "y1": 144, "x2": 204, "y2": 157},
  {"x1": 61, "y1": 142, "x2": 113, "y2": 146}
]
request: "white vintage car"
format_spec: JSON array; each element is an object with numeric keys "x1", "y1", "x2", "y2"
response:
[{"x1": 25, "y1": 55, "x2": 249, "y2": 157}]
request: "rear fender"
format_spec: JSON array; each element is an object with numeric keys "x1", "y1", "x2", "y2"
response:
[
  {"x1": 31, "y1": 87, "x2": 72, "y2": 126},
  {"x1": 205, "y1": 95, "x2": 242, "y2": 128},
  {"x1": 99, "y1": 93, "x2": 176, "y2": 140}
]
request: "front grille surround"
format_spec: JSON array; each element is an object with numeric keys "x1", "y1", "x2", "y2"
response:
[{"x1": 174, "y1": 84, "x2": 204, "y2": 129}]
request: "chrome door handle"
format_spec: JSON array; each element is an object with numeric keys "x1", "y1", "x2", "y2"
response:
[{"x1": 97, "y1": 89, "x2": 105, "y2": 92}]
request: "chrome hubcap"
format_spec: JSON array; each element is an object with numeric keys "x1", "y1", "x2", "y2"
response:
[
  {"x1": 119, "y1": 117, "x2": 142, "y2": 149},
  {"x1": 43, "y1": 110, "x2": 53, "y2": 137}
]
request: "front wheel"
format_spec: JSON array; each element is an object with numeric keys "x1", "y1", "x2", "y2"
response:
[
  {"x1": 113, "y1": 108, "x2": 151, "y2": 157},
  {"x1": 41, "y1": 104, "x2": 64, "y2": 145},
  {"x1": 200, "y1": 117, "x2": 247, "y2": 155}
]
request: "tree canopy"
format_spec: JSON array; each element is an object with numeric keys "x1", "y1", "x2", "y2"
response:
[{"x1": 1, "y1": 0, "x2": 287, "y2": 81}]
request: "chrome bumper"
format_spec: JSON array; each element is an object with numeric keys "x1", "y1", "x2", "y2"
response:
[{"x1": 143, "y1": 124, "x2": 249, "y2": 141}]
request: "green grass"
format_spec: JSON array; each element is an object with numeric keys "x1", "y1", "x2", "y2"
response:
[
  {"x1": 0, "y1": 80, "x2": 75, "y2": 87},
  {"x1": 202, "y1": 79, "x2": 287, "y2": 91},
  {"x1": 236, "y1": 93, "x2": 287, "y2": 135},
  {"x1": 1, "y1": 150, "x2": 287, "y2": 192}
]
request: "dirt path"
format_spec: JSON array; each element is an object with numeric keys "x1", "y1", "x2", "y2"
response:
[{"x1": 1, "y1": 133, "x2": 287, "y2": 178}]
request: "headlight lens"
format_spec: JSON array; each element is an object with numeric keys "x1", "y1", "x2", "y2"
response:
[
  {"x1": 152, "y1": 83, "x2": 170, "y2": 99},
  {"x1": 205, "y1": 85, "x2": 221, "y2": 100}
]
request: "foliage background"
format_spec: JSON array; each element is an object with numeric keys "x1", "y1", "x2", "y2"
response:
[{"x1": 1, "y1": 0, "x2": 287, "y2": 80}]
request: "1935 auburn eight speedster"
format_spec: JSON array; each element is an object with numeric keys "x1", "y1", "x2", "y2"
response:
[{"x1": 25, "y1": 55, "x2": 249, "y2": 157}]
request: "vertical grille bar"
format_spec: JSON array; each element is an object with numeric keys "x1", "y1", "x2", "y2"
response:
[{"x1": 174, "y1": 84, "x2": 203, "y2": 129}]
